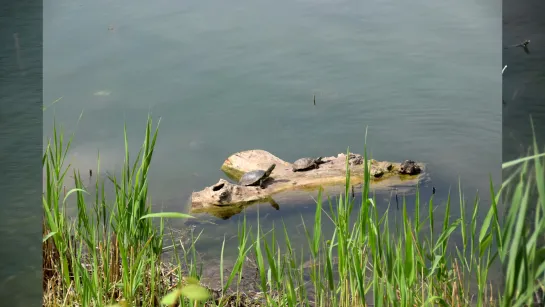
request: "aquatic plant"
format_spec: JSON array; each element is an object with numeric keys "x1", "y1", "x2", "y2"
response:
[{"x1": 42, "y1": 115, "x2": 206, "y2": 306}]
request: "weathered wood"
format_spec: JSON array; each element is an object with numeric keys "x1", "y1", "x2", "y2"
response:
[{"x1": 190, "y1": 150, "x2": 425, "y2": 217}]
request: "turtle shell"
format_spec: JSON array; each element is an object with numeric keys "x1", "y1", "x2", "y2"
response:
[
  {"x1": 292, "y1": 158, "x2": 317, "y2": 170},
  {"x1": 239, "y1": 170, "x2": 266, "y2": 186}
]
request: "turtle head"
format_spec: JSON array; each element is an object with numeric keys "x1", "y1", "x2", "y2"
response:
[
  {"x1": 316, "y1": 156, "x2": 323, "y2": 162},
  {"x1": 265, "y1": 164, "x2": 276, "y2": 176}
]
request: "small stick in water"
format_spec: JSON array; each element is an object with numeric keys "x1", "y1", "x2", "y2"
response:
[
  {"x1": 432, "y1": 186, "x2": 436, "y2": 195},
  {"x1": 351, "y1": 185, "x2": 355, "y2": 198},
  {"x1": 89, "y1": 169, "x2": 93, "y2": 177},
  {"x1": 514, "y1": 40, "x2": 531, "y2": 54},
  {"x1": 269, "y1": 198, "x2": 280, "y2": 210},
  {"x1": 13, "y1": 33, "x2": 24, "y2": 73},
  {"x1": 313, "y1": 94, "x2": 316, "y2": 106}
]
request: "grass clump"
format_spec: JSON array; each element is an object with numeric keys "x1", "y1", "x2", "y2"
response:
[
  {"x1": 42, "y1": 116, "x2": 206, "y2": 306},
  {"x1": 42, "y1": 116, "x2": 545, "y2": 306}
]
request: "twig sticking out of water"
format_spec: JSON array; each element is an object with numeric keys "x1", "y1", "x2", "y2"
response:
[
  {"x1": 502, "y1": 65, "x2": 507, "y2": 106},
  {"x1": 13, "y1": 33, "x2": 24, "y2": 73},
  {"x1": 313, "y1": 94, "x2": 316, "y2": 106},
  {"x1": 515, "y1": 40, "x2": 531, "y2": 54},
  {"x1": 504, "y1": 40, "x2": 530, "y2": 54}
]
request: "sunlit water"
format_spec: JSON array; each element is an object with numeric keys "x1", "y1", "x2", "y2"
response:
[{"x1": 41, "y1": 0, "x2": 503, "y2": 287}]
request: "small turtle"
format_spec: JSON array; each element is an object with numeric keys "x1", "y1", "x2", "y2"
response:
[
  {"x1": 292, "y1": 157, "x2": 324, "y2": 172},
  {"x1": 399, "y1": 160, "x2": 421, "y2": 175},
  {"x1": 349, "y1": 155, "x2": 364, "y2": 166},
  {"x1": 239, "y1": 164, "x2": 276, "y2": 188}
]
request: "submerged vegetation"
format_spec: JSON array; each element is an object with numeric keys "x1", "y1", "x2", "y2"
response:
[{"x1": 42, "y1": 116, "x2": 545, "y2": 306}]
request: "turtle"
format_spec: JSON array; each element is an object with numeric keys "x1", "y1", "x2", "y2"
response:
[
  {"x1": 292, "y1": 157, "x2": 324, "y2": 172},
  {"x1": 238, "y1": 164, "x2": 276, "y2": 188},
  {"x1": 399, "y1": 160, "x2": 421, "y2": 175}
]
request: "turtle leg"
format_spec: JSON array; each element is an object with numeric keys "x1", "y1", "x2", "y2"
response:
[{"x1": 259, "y1": 179, "x2": 265, "y2": 189}]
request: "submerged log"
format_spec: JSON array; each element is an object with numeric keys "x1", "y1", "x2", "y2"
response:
[{"x1": 190, "y1": 150, "x2": 425, "y2": 217}]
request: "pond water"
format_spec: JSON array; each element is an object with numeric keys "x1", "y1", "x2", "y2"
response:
[
  {"x1": 42, "y1": 0, "x2": 502, "y2": 276},
  {"x1": 503, "y1": 0, "x2": 545, "y2": 160}
]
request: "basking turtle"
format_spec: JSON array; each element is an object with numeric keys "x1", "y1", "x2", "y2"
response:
[
  {"x1": 239, "y1": 164, "x2": 276, "y2": 188},
  {"x1": 292, "y1": 157, "x2": 324, "y2": 172},
  {"x1": 399, "y1": 160, "x2": 421, "y2": 175}
]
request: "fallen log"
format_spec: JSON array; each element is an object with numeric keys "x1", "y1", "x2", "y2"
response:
[{"x1": 190, "y1": 150, "x2": 425, "y2": 218}]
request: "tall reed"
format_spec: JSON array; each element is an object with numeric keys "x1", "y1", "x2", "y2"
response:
[
  {"x1": 218, "y1": 133, "x2": 545, "y2": 306},
  {"x1": 42, "y1": 116, "x2": 207, "y2": 306}
]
